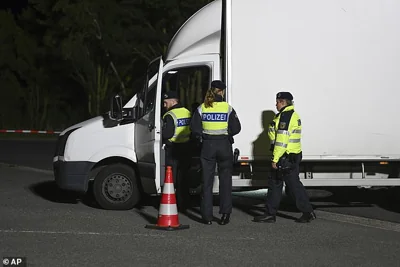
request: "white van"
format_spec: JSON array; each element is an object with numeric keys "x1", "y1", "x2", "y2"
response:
[{"x1": 53, "y1": 0, "x2": 400, "y2": 210}]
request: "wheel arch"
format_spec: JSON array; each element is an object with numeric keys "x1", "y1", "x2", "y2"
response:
[{"x1": 89, "y1": 156, "x2": 143, "y2": 193}]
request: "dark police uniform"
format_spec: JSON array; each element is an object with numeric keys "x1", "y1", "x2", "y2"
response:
[
  {"x1": 253, "y1": 92, "x2": 316, "y2": 223},
  {"x1": 162, "y1": 91, "x2": 192, "y2": 211},
  {"x1": 190, "y1": 80, "x2": 241, "y2": 225}
]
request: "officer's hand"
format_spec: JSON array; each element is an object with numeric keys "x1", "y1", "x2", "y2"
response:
[{"x1": 271, "y1": 162, "x2": 278, "y2": 169}]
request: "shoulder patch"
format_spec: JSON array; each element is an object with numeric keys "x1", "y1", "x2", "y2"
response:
[
  {"x1": 279, "y1": 122, "x2": 286, "y2": 129},
  {"x1": 298, "y1": 119, "x2": 301, "y2": 126}
]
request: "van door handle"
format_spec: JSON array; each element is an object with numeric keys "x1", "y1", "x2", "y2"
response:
[{"x1": 148, "y1": 123, "x2": 155, "y2": 131}]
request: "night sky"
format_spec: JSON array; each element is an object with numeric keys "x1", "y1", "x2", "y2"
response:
[{"x1": 0, "y1": 0, "x2": 28, "y2": 14}]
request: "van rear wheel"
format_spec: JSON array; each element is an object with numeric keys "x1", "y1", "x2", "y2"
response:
[{"x1": 93, "y1": 164, "x2": 140, "y2": 210}]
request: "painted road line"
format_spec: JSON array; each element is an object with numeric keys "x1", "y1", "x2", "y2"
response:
[
  {"x1": 0, "y1": 163, "x2": 53, "y2": 175},
  {"x1": 0, "y1": 229, "x2": 165, "y2": 238},
  {"x1": 0, "y1": 229, "x2": 255, "y2": 241},
  {"x1": 316, "y1": 210, "x2": 400, "y2": 233}
]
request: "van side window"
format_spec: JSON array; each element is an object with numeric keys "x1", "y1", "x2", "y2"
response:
[
  {"x1": 136, "y1": 82, "x2": 156, "y2": 119},
  {"x1": 144, "y1": 87, "x2": 156, "y2": 114},
  {"x1": 161, "y1": 66, "x2": 210, "y2": 114},
  {"x1": 136, "y1": 59, "x2": 160, "y2": 120}
]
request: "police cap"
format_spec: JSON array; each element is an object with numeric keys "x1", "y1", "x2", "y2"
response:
[
  {"x1": 211, "y1": 80, "x2": 226, "y2": 90},
  {"x1": 276, "y1": 91, "x2": 293, "y2": 101},
  {"x1": 163, "y1": 91, "x2": 179, "y2": 100}
]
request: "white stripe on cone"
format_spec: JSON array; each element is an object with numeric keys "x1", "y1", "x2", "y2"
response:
[
  {"x1": 162, "y1": 183, "x2": 175, "y2": 194},
  {"x1": 159, "y1": 203, "x2": 178, "y2": 216}
]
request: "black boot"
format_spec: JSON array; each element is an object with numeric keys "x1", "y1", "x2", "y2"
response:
[
  {"x1": 203, "y1": 220, "x2": 212, "y2": 225},
  {"x1": 295, "y1": 211, "x2": 316, "y2": 223},
  {"x1": 253, "y1": 214, "x2": 276, "y2": 223},
  {"x1": 219, "y1": 214, "x2": 230, "y2": 225},
  {"x1": 201, "y1": 215, "x2": 213, "y2": 225}
]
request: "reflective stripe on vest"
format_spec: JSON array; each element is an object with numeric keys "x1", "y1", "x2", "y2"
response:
[
  {"x1": 198, "y1": 102, "x2": 232, "y2": 135},
  {"x1": 273, "y1": 106, "x2": 302, "y2": 154},
  {"x1": 163, "y1": 107, "x2": 191, "y2": 143}
]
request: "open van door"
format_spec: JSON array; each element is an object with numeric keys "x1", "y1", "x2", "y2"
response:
[{"x1": 134, "y1": 57, "x2": 164, "y2": 194}]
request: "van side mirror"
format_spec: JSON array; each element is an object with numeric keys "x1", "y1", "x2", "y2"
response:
[
  {"x1": 124, "y1": 106, "x2": 137, "y2": 122},
  {"x1": 109, "y1": 94, "x2": 123, "y2": 121},
  {"x1": 132, "y1": 107, "x2": 137, "y2": 121}
]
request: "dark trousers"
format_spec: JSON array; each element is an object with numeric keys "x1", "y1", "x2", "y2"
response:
[
  {"x1": 165, "y1": 143, "x2": 191, "y2": 210},
  {"x1": 200, "y1": 138, "x2": 233, "y2": 220},
  {"x1": 266, "y1": 152, "x2": 313, "y2": 215}
]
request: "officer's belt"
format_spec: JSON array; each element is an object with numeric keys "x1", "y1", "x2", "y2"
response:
[{"x1": 202, "y1": 134, "x2": 230, "y2": 140}]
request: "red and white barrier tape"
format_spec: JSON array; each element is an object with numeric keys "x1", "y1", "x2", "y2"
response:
[{"x1": 0, "y1": 130, "x2": 61, "y2": 134}]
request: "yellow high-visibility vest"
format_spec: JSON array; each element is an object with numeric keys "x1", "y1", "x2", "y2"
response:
[
  {"x1": 272, "y1": 105, "x2": 302, "y2": 163},
  {"x1": 268, "y1": 115, "x2": 279, "y2": 147},
  {"x1": 198, "y1": 102, "x2": 232, "y2": 135},
  {"x1": 163, "y1": 107, "x2": 191, "y2": 143}
]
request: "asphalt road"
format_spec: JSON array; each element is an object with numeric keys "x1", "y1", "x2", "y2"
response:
[
  {"x1": 0, "y1": 139, "x2": 56, "y2": 171},
  {"x1": 1, "y1": 164, "x2": 400, "y2": 266},
  {"x1": 1, "y1": 138, "x2": 400, "y2": 223}
]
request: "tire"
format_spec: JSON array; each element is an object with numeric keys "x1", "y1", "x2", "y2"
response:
[{"x1": 93, "y1": 164, "x2": 140, "y2": 210}]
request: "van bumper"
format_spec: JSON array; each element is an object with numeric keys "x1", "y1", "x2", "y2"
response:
[{"x1": 53, "y1": 159, "x2": 95, "y2": 193}]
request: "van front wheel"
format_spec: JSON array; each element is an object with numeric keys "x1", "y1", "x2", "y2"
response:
[{"x1": 93, "y1": 164, "x2": 140, "y2": 210}]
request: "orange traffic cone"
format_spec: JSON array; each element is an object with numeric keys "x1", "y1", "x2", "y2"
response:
[{"x1": 145, "y1": 166, "x2": 190, "y2": 231}]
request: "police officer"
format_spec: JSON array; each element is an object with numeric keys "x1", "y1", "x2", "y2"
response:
[
  {"x1": 162, "y1": 91, "x2": 192, "y2": 212},
  {"x1": 190, "y1": 80, "x2": 241, "y2": 225},
  {"x1": 253, "y1": 92, "x2": 316, "y2": 223}
]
